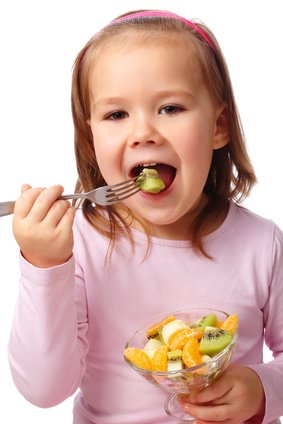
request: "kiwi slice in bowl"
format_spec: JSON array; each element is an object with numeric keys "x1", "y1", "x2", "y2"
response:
[
  {"x1": 136, "y1": 168, "x2": 165, "y2": 193},
  {"x1": 167, "y1": 350, "x2": 184, "y2": 373},
  {"x1": 190, "y1": 313, "x2": 217, "y2": 331},
  {"x1": 167, "y1": 349, "x2": 183, "y2": 362},
  {"x1": 199, "y1": 328, "x2": 233, "y2": 357}
]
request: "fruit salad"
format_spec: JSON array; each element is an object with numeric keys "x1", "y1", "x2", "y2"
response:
[
  {"x1": 136, "y1": 168, "x2": 165, "y2": 193},
  {"x1": 124, "y1": 312, "x2": 238, "y2": 372}
]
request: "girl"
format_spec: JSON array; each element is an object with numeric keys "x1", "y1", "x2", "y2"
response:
[{"x1": 8, "y1": 9, "x2": 283, "y2": 424}]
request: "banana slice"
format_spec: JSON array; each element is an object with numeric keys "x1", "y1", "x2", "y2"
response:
[
  {"x1": 162, "y1": 319, "x2": 188, "y2": 346},
  {"x1": 144, "y1": 338, "x2": 164, "y2": 359}
]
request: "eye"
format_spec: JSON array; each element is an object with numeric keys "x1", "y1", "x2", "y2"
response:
[
  {"x1": 105, "y1": 110, "x2": 128, "y2": 121},
  {"x1": 159, "y1": 104, "x2": 184, "y2": 115}
]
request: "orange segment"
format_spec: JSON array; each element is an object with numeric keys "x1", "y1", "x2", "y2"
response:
[
  {"x1": 146, "y1": 315, "x2": 176, "y2": 339},
  {"x1": 221, "y1": 314, "x2": 238, "y2": 335},
  {"x1": 216, "y1": 320, "x2": 223, "y2": 329},
  {"x1": 151, "y1": 345, "x2": 169, "y2": 372},
  {"x1": 169, "y1": 328, "x2": 203, "y2": 350},
  {"x1": 167, "y1": 329, "x2": 182, "y2": 348},
  {"x1": 182, "y1": 338, "x2": 202, "y2": 368},
  {"x1": 124, "y1": 347, "x2": 152, "y2": 371}
]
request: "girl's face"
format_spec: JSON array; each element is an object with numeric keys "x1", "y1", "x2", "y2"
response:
[{"x1": 87, "y1": 34, "x2": 228, "y2": 239}]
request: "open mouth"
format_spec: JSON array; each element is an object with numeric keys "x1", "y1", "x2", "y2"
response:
[{"x1": 130, "y1": 163, "x2": 176, "y2": 190}]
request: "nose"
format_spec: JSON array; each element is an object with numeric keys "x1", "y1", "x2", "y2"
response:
[{"x1": 127, "y1": 115, "x2": 162, "y2": 148}]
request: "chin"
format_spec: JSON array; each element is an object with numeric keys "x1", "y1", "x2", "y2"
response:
[{"x1": 145, "y1": 212, "x2": 184, "y2": 228}]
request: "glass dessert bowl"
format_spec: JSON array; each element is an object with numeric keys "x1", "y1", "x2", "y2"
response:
[{"x1": 124, "y1": 308, "x2": 238, "y2": 422}]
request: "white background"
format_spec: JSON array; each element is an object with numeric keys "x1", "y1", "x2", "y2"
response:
[{"x1": 0, "y1": 0, "x2": 282, "y2": 422}]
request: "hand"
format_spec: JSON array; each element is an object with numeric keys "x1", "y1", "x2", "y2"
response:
[
  {"x1": 13, "y1": 184, "x2": 76, "y2": 268},
  {"x1": 178, "y1": 365, "x2": 265, "y2": 423}
]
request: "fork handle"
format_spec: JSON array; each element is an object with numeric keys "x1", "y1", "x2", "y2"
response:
[
  {"x1": 0, "y1": 195, "x2": 83, "y2": 217},
  {"x1": 61, "y1": 194, "x2": 84, "y2": 200},
  {"x1": 0, "y1": 201, "x2": 16, "y2": 217}
]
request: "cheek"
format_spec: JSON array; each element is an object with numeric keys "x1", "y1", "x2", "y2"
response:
[
  {"x1": 95, "y1": 148, "x2": 110, "y2": 176},
  {"x1": 175, "y1": 111, "x2": 215, "y2": 155},
  {"x1": 176, "y1": 123, "x2": 214, "y2": 187},
  {"x1": 178, "y1": 129, "x2": 214, "y2": 166},
  {"x1": 92, "y1": 130, "x2": 123, "y2": 183}
]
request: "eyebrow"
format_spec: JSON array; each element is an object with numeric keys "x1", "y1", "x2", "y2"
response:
[
  {"x1": 92, "y1": 97, "x2": 125, "y2": 108},
  {"x1": 92, "y1": 89, "x2": 195, "y2": 109},
  {"x1": 154, "y1": 89, "x2": 195, "y2": 99}
]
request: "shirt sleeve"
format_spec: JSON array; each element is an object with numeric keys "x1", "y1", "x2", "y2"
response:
[
  {"x1": 248, "y1": 225, "x2": 283, "y2": 423},
  {"x1": 8, "y1": 253, "x2": 89, "y2": 408}
]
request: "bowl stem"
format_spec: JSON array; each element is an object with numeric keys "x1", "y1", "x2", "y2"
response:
[{"x1": 164, "y1": 392, "x2": 197, "y2": 422}]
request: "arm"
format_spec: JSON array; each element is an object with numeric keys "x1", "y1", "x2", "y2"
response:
[
  {"x1": 179, "y1": 225, "x2": 283, "y2": 423},
  {"x1": 248, "y1": 224, "x2": 283, "y2": 423},
  {"x1": 8, "y1": 184, "x2": 89, "y2": 407},
  {"x1": 8, "y1": 256, "x2": 89, "y2": 407}
]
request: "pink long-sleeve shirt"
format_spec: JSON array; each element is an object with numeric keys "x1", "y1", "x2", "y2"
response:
[{"x1": 8, "y1": 201, "x2": 283, "y2": 423}]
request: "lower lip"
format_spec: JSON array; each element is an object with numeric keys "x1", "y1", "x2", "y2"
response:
[{"x1": 138, "y1": 179, "x2": 175, "y2": 200}]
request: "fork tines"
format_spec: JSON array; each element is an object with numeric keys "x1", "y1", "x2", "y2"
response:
[{"x1": 106, "y1": 178, "x2": 140, "y2": 203}]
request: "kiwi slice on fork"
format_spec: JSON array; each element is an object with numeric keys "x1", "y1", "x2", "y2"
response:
[{"x1": 136, "y1": 168, "x2": 165, "y2": 193}]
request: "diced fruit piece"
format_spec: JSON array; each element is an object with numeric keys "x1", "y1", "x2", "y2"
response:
[
  {"x1": 146, "y1": 315, "x2": 176, "y2": 339},
  {"x1": 182, "y1": 338, "x2": 202, "y2": 368},
  {"x1": 167, "y1": 350, "x2": 184, "y2": 372},
  {"x1": 144, "y1": 338, "x2": 164, "y2": 351},
  {"x1": 169, "y1": 328, "x2": 203, "y2": 350},
  {"x1": 221, "y1": 314, "x2": 238, "y2": 335},
  {"x1": 143, "y1": 338, "x2": 164, "y2": 359},
  {"x1": 167, "y1": 349, "x2": 183, "y2": 361},
  {"x1": 124, "y1": 347, "x2": 152, "y2": 371},
  {"x1": 216, "y1": 320, "x2": 224, "y2": 329},
  {"x1": 168, "y1": 362, "x2": 183, "y2": 372},
  {"x1": 167, "y1": 360, "x2": 183, "y2": 372},
  {"x1": 136, "y1": 168, "x2": 165, "y2": 193},
  {"x1": 201, "y1": 354, "x2": 212, "y2": 363},
  {"x1": 204, "y1": 326, "x2": 218, "y2": 332},
  {"x1": 152, "y1": 345, "x2": 169, "y2": 372},
  {"x1": 162, "y1": 319, "x2": 188, "y2": 346},
  {"x1": 190, "y1": 313, "x2": 217, "y2": 331},
  {"x1": 199, "y1": 328, "x2": 233, "y2": 357}
]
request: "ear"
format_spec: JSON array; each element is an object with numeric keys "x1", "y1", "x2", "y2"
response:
[{"x1": 213, "y1": 105, "x2": 229, "y2": 150}]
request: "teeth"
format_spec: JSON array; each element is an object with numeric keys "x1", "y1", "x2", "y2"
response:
[{"x1": 140, "y1": 163, "x2": 157, "y2": 167}]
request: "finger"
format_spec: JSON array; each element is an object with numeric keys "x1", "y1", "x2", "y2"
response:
[
  {"x1": 44, "y1": 199, "x2": 72, "y2": 227},
  {"x1": 182, "y1": 402, "x2": 230, "y2": 422},
  {"x1": 194, "y1": 420, "x2": 231, "y2": 424},
  {"x1": 21, "y1": 184, "x2": 32, "y2": 193},
  {"x1": 14, "y1": 187, "x2": 45, "y2": 219},
  {"x1": 192, "y1": 378, "x2": 232, "y2": 404},
  {"x1": 29, "y1": 185, "x2": 64, "y2": 222},
  {"x1": 55, "y1": 206, "x2": 76, "y2": 240},
  {"x1": 58, "y1": 205, "x2": 76, "y2": 229}
]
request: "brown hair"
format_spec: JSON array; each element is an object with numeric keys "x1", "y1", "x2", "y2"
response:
[{"x1": 71, "y1": 10, "x2": 256, "y2": 258}]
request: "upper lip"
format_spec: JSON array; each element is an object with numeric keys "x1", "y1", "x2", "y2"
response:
[{"x1": 127, "y1": 160, "x2": 176, "y2": 177}]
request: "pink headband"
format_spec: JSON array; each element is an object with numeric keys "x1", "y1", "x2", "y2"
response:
[{"x1": 112, "y1": 11, "x2": 216, "y2": 51}]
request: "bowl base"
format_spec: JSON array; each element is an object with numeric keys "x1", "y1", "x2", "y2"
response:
[{"x1": 164, "y1": 392, "x2": 196, "y2": 422}]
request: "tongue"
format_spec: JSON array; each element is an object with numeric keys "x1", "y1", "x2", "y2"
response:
[{"x1": 154, "y1": 164, "x2": 176, "y2": 189}]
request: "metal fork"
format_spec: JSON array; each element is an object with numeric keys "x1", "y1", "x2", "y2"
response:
[{"x1": 0, "y1": 178, "x2": 140, "y2": 217}]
